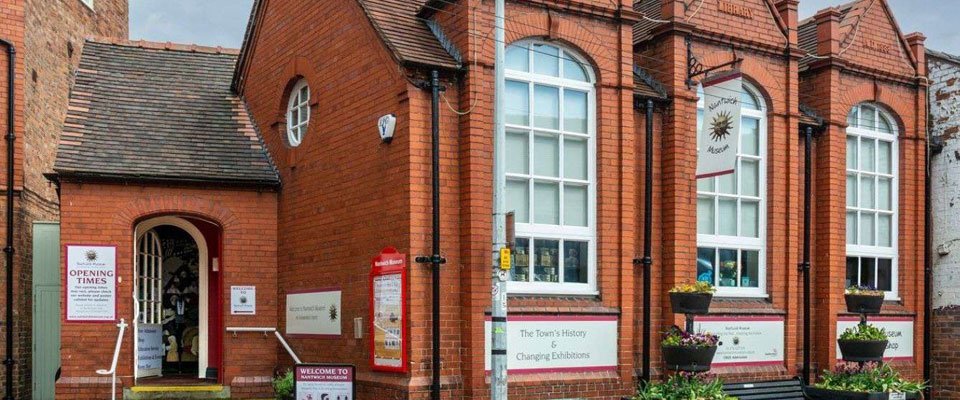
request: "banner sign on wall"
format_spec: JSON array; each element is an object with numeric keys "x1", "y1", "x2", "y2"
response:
[
  {"x1": 137, "y1": 324, "x2": 164, "y2": 377},
  {"x1": 370, "y1": 247, "x2": 408, "y2": 373},
  {"x1": 286, "y1": 288, "x2": 342, "y2": 337},
  {"x1": 483, "y1": 315, "x2": 618, "y2": 373},
  {"x1": 837, "y1": 317, "x2": 914, "y2": 361},
  {"x1": 697, "y1": 72, "x2": 743, "y2": 179},
  {"x1": 694, "y1": 316, "x2": 785, "y2": 367},
  {"x1": 294, "y1": 364, "x2": 355, "y2": 400},
  {"x1": 231, "y1": 285, "x2": 256, "y2": 315},
  {"x1": 65, "y1": 244, "x2": 117, "y2": 322}
]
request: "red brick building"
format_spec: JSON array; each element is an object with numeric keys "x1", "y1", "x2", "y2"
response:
[
  {"x1": 0, "y1": 0, "x2": 126, "y2": 397},
  {"x1": 48, "y1": 0, "x2": 931, "y2": 399}
]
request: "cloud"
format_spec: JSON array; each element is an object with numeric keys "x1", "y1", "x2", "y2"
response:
[{"x1": 129, "y1": 0, "x2": 254, "y2": 49}]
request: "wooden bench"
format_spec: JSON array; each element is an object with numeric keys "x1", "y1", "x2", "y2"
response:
[{"x1": 721, "y1": 378, "x2": 805, "y2": 400}]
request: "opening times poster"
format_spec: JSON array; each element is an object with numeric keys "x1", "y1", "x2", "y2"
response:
[
  {"x1": 370, "y1": 248, "x2": 406, "y2": 372},
  {"x1": 65, "y1": 245, "x2": 117, "y2": 322}
]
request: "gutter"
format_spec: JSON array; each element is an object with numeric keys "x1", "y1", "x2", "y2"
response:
[{"x1": 45, "y1": 171, "x2": 281, "y2": 191}]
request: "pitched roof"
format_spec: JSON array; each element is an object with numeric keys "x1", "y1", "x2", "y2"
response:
[
  {"x1": 633, "y1": 0, "x2": 664, "y2": 44},
  {"x1": 798, "y1": 0, "x2": 916, "y2": 71},
  {"x1": 634, "y1": 66, "x2": 669, "y2": 101},
  {"x1": 356, "y1": 0, "x2": 460, "y2": 70},
  {"x1": 927, "y1": 49, "x2": 960, "y2": 66},
  {"x1": 54, "y1": 39, "x2": 280, "y2": 188}
]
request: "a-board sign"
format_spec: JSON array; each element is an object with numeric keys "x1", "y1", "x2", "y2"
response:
[
  {"x1": 369, "y1": 247, "x2": 408, "y2": 373},
  {"x1": 65, "y1": 244, "x2": 117, "y2": 322},
  {"x1": 294, "y1": 364, "x2": 355, "y2": 400}
]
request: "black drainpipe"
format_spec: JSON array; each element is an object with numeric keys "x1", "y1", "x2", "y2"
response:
[
  {"x1": 640, "y1": 99, "x2": 654, "y2": 383},
  {"x1": 415, "y1": 70, "x2": 445, "y2": 400},
  {"x1": 0, "y1": 38, "x2": 15, "y2": 400},
  {"x1": 801, "y1": 125, "x2": 814, "y2": 385}
]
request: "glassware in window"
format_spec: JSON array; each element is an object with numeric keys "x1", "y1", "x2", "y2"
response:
[{"x1": 534, "y1": 239, "x2": 559, "y2": 282}]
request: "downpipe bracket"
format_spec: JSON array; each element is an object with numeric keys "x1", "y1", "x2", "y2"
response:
[{"x1": 415, "y1": 255, "x2": 447, "y2": 265}]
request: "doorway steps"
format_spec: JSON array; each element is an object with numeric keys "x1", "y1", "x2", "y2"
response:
[{"x1": 123, "y1": 384, "x2": 230, "y2": 399}]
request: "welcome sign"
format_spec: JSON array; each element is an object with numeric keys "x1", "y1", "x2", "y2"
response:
[{"x1": 697, "y1": 72, "x2": 742, "y2": 178}]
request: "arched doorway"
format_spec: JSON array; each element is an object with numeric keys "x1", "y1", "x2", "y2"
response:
[{"x1": 133, "y1": 216, "x2": 212, "y2": 381}]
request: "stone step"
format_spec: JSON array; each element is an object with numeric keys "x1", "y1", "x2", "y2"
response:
[{"x1": 123, "y1": 384, "x2": 231, "y2": 400}]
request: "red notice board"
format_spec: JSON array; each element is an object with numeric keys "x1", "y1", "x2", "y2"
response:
[{"x1": 369, "y1": 247, "x2": 408, "y2": 373}]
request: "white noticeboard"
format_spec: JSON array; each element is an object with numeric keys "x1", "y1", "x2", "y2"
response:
[
  {"x1": 295, "y1": 364, "x2": 354, "y2": 400},
  {"x1": 484, "y1": 316, "x2": 617, "y2": 373},
  {"x1": 697, "y1": 72, "x2": 743, "y2": 179},
  {"x1": 837, "y1": 317, "x2": 914, "y2": 361},
  {"x1": 694, "y1": 316, "x2": 785, "y2": 367},
  {"x1": 136, "y1": 324, "x2": 164, "y2": 377},
  {"x1": 231, "y1": 285, "x2": 256, "y2": 315},
  {"x1": 286, "y1": 289, "x2": 342, "y2": 336},
  {"x1": 65, "y1": 245, "x2": 117, "y2": 322}
]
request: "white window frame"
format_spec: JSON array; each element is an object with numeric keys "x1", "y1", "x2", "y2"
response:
[
  {"x1": 502, "y1": 40, "x2": 597, "y2": 295},
  {"x1": 696, "y1": 82, "x2": 768, "y2": 298},
  {"x1": 846, "y1": 104, "x2": 899, "y2": 300},
  {"x1": 286, "y1": 78, "x2": 310, "y2": 147}
]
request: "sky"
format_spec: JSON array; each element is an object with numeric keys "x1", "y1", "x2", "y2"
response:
[{"x1": 129, "y1": 0, "x2": 960, "y2": 54}]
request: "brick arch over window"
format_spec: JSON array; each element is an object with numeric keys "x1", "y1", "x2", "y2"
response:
[
  {"x1": 113, "y1": 194, "x2": 240, "y2": 231},
  {"x1": 500, "y1": 12, "x2": 612, "y2": 84},
  {"x1": 835, "y1": 82, "x2": 913, "y2": 135},
  {"x1": 275, "y1": 56, "x2": 321, "y2": 122}
]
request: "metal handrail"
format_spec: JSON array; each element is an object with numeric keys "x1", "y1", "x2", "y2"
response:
[
  {"x1": 96, "y1": 319, "x2": 127, "y2": 400},
  {"x1": 225, "y1": 327, "x2": 302, "y2": 364}
]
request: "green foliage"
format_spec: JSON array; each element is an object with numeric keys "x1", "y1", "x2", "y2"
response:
[
  {"x1": 816, "y1": 362, "x2": 926, "y2": 394},
  {"x1": 839, "y1": 324, "x2": 888, "y2": 341},
  {"x1": 845, "y1": 286, "x2": 885, "y2": 297},
  {"x1": 273, "y1": 369, "x2": 294, "y2": 400},
  {"x1": 633, "y1": 374, "x2": 735, "y2": 400},
  {"x1": 670, "y1": 282, "x2": 716, "y2": 294}
]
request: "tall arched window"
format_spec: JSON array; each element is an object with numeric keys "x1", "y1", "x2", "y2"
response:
[
  {"x1": 286, "y1": 78, "x2": 310, "y2": 147},
  {"x1": 502, "y1": 40, "x2": 596, "y2": 294},
  {"x1": 846, "y1": 103, "x2": 898, "y2": 298},
  {"x1": 696, "y1": 82, "x2": 767, "y2": 297}
]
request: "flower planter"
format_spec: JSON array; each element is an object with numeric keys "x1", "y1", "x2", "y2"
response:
[
  {"x1": 662, "y1": 345, "x2": 717, "y2": 372},
  {"x1": 837, "y1": 339, "x2": 888, "y2": 362},
  {"x1": 669, "y1": 292, "x2": 712, "y2": 315},
  {"x1": 845, "y1": 294, "x2": 884, "y2": 314},
  {"x1": 804, "y1": 386, "x2": 918, "y2": 400}
]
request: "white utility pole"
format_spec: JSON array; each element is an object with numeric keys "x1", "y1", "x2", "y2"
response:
[{"x1": 491, "y1": 0, "x2": 509, "y2": 398}]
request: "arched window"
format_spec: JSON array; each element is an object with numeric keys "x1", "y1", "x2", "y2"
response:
[
  {"x1": 695, "y1": 82, "x2": 767, "y2": 297},
  {"x1": 846, "y1": 103, "x2": 898, "y2": 298},
  {"x1": 502, "y1": 40, "x2": 596, "y2": 294},
  {"x1": 286, "y1": 78, "x2": 310, "y2": 147}
]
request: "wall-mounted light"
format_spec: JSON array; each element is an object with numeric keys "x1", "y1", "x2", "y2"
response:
[{"x1": 378, "y1": 114, "x2": 397, "y2": 144}]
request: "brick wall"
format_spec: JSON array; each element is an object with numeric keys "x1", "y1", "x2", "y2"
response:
[
  {"x1": 929, "y1": 51, "x2": 960, "y2": 399},
  {"x1": 0, "y1": 0, "x2": 126, "y2": 397},
  {"x1": 55, "y1": 182, "x2": 279, "y2": 399}
]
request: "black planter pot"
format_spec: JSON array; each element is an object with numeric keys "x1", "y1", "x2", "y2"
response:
[
  {"x1": 662, "y1": 345, "x2": 717, "y2": 372},
  {"x1": 669, "y1": 292, "x2": 713, "y2": 315},
  {"x1": 845, "y1": 294, "x2": 884, "y2": 314},
  {"x1": 838, "y1": 339, "x2": 888, "y2": 362},
  {"x1": 804, "y1": 386, "x2": 918, "y2": 400}
]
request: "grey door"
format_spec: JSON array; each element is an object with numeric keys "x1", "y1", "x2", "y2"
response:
[{"x1": 32, "y1": 222, "x2": 60, "y2": 399}]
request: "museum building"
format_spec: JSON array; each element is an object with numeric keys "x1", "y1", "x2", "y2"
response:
[{"x1": 47, "y1": 0, "x2": 930, "y2": 398}]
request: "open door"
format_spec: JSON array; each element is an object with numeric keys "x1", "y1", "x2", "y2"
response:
[{"x1": 135, "y1": 229, "x2": 164, "y2": 378}]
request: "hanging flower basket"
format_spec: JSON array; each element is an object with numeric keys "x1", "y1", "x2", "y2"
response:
[
  {"x1": 837, "y1": 339, "x2": 888, "y2": 362},
  {"x1": 804, "y1": 387, "x2": 918, "y2": 400},
  {"x1": 662, "y1": 344, "x2": 717, "y2": 372},
  {"x1": 669, "y1": 292, "x2": 713, "y2": 315}
]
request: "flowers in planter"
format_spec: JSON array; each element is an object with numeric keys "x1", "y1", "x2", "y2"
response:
[
  {"x1": 662, "y1": 326, "x2": 719, "y2": 348},
  {"x1": 845, "y1": 285, "x2": 884, "y2": 297},
  {"x1": 814, "y1": 362, "x2": 926, "y2": 394},
  {"x1": 633, "y1": 372, "x2": 735, "y2": 400},
  {"x1": 670, "y1": 281, "x2": 716, "y2": 294},
  {"x1": 839, "y1": 324, "x2": 888, "y2": 341}
]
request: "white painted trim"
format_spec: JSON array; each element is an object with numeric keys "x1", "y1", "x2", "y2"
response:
[
  {"x1": 134, "y1": 216, "x2": 210, "y2": 379},
  {"x1": 79, "y1": 0, "x2": 94, "y2": 11}
]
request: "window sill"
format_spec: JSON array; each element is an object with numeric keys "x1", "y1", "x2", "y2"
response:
[{"x1": 708, "y1": 297, "x2": 784, "y2": 315}]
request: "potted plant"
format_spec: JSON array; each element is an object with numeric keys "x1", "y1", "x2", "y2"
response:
[
  {"x1": 837, "y1": 323, "x2": 888, "y2": 362},
  {"x1": 804, "y1": 362, "x2": 926, "y2": 400},
  {"x1": 661, "y1": 326, "x2": 719, "y2": 372},
  {"x1": 845, "y1": 286, "x2": 885, "y2": 314},
  {"x1": 631, "y1": 373, "x2": 735, "y2": 400},
  {"x1": 669, "y1": 282, "x2": 715, "y2": 315}
]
